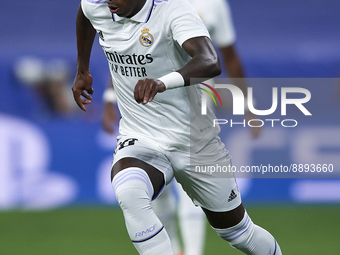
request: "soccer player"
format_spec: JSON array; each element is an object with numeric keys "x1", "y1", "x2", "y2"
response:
[{"x1": 72, "y1": 0, "x2": 282, "y2": 254}]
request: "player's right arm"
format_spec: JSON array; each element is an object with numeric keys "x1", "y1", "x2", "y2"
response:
[{"x1": 72, "y1": 4, "x2": 96, "y2": 111}]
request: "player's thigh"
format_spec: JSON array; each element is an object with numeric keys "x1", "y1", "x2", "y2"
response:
[{"x1": 111, "y1": 135, "x2": 174, "y2": 199}]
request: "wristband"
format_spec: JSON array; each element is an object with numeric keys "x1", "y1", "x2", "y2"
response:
[
  {"x1": 157, "y1": 72, "x2": 185, "y2": 90},
  {"x1": 103, "y1": 88, "x2": 117, "y2": 103}
]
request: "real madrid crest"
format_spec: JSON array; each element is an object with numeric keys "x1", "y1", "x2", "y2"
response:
[{"x1": 139, "y1": 28, "x2": 154, "y2": 47}]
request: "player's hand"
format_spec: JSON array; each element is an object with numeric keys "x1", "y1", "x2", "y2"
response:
[
  {"x1": 102, "y1": 102, "x2": 118, "y2": 134},
  {"x1": 72, "y1": 69, "x2": 94, "y2": 111},
  {"x1": 134, "y1": 78, "x2": 166, "y2": 104},
  {"x1": 246, "y1": 111, "x2": 262, "y2": 139}
]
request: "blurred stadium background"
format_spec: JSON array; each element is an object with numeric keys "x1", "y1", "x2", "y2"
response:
[{"x1": 1, "y1": 0, "x2": 340, "y2": 254}]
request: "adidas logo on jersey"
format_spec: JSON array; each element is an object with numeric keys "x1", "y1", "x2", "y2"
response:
[{"x1": 228, "y1": 189, "x2": 237, "y2": 202}]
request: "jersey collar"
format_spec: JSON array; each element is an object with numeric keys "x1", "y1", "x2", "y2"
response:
[{"x1": 112, "y1": 0, "x2": 154, "y2": 23}]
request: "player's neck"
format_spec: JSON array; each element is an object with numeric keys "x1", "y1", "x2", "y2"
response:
[{"x1": 127, "y1": 0, "x2": 146, "y2": 18}]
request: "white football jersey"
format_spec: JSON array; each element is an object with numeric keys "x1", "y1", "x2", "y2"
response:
[
  {"x1": 82, "y1": 0, "x2": 220, "y2": 151},
  {"x1": 188, "y1": 0, "x2": 236, "y2": 47}
]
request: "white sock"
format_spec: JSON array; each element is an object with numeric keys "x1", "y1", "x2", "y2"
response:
[
  {"x1": 152, "y1": 184, "x2": 182, "y2": 254},
  {"x1": 137, "y1": 228, "x2": 173, "y2": 255},
  {"x1": 176, "y1": 181, "x2": 205, "y2": 255},
  {"x1": 213, "y1": 211, "x2": 282, "y2": 255},
  {"x1": 113, "y1": 168, "x2": 173, "y2": 255}
]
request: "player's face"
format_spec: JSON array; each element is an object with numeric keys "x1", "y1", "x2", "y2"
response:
[{"x1": 108, "y1": 0, "x2": 146, "y2": 18}]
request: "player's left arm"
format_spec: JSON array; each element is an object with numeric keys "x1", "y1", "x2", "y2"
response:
[
  {"x1": 179, "y1": 36, "x2": 222, "y2": 85},
  {"x1": 134, "y1": 36, "x2": 221, "y2": 104}
]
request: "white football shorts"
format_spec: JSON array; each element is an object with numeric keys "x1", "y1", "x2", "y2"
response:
[{"x1": 112, "y1": 134, "x2": 242, "y2": 212}]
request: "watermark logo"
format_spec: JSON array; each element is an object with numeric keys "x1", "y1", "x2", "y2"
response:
[
  {"x1": 201, "y1": 84, "x2": 312, "y2": 128},
  {"x1": 202, "y1": 84, "x2": 311, "y2": 116},
  {"x1": 199, "y1": 83, "x2": 222, "y2": 107}
]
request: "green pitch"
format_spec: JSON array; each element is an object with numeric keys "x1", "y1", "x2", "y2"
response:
[{"x1": 1, "y1": 205, "x2": 339, "y2": 254}]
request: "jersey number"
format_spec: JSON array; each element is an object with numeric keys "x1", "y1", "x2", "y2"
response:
[{"x1": 114, "y1": 138, "x2": 138, "y2": 154}]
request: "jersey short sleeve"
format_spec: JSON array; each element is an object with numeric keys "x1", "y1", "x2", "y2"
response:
[
  {"x1": 167, "y1": 0, "x2": 210, "y2": 47},
  {"x1": 81, "y1": 0, "x2": 91, "y2": 19}
]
